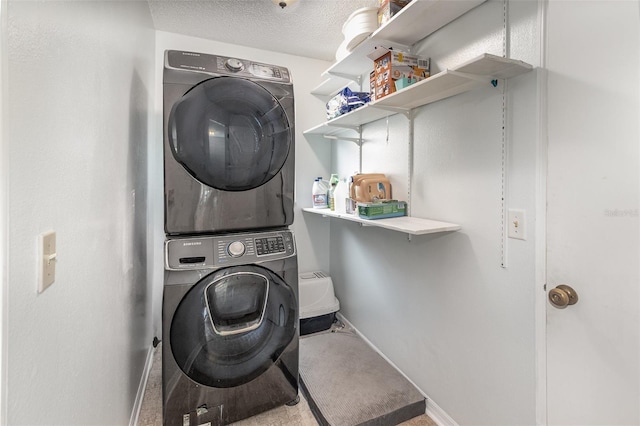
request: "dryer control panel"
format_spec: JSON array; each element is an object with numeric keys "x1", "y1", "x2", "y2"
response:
[
  {"x1": 165, "y1": 230, "x2": 296, "y2": 270},
  {"x1": 165, "y1": 50, "x2": 291, "y2": 83}
]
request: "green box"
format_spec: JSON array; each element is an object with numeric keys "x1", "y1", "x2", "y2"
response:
[{"x1": 357, "y1": 201, "x2": 407, "y2": 219}]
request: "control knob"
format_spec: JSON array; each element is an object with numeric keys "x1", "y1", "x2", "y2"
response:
[
  {"x1": 227, "y1": 241, "x2": 246, "y2": 258},
  {"x1": 224, "y1": 58, "x2": 244, "y2": 72}
]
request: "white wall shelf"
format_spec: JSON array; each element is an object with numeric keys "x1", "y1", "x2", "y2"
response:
[
  {"x1": 303, "y1": 208, "x2": 461, "y2": 236},
  {"x1": 304, "y1": 0, "x2": 533, "y2": 238},
  {"x1": 304, "y1": 54, "x2": 533, "y2": 138},
  {"x1": 373, "y1": 0, "x2": 486, "y2": 45},
  {"x1": 325, "y1": 38, "x2": 408, "y2": 81},
  {"x1": 322, "y1": 0, "x2": 487, "y2": 81},
  {"x1": 304, "y1": 104, "x2": 392, "y2": 137},
  {"x1": 310, "y1": 75, "x2": 353, "y2": 98}
]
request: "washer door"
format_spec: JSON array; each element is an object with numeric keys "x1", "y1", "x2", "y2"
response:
[
  {"x1": 168, "y1": 77, "x2": 291, "y2": 191},
  {"x1": 170, "y1": 265, "x2": 296, "y2": 388}
]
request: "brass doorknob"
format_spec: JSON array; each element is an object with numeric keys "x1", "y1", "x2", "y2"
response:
[{"x1": 548, "y1": 284, "x2": 579, "y2": 308}]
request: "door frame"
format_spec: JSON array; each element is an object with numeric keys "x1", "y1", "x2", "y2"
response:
[
  {"x1": 0, "y1": 0, "x2": 9, "y2": 422},
  {"x1": 534, "y1": 0, "x2": 549, "y2": 424}
]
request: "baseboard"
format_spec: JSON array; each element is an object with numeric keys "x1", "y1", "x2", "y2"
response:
[
  {"x1": 425, "y1": 398, "x2": 458, "y2": 426},
  {"x1": 129, "y1": 344, "x2": 156, "y2": 426},
  {"x1": 335, "y1": 313, "x2": 458, "y2": 426}
]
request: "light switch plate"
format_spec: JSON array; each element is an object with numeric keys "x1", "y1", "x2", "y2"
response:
[
  {"x1": 508, "y1": 209, "x2": 526, "y2": 240},
  {"x1": 38, "y1": 231, "x2": 56, "y2": 293}
]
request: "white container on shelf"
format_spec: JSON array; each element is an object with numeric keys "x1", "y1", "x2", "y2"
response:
[
  {"x1": 342, "y1": 6, "x2": 378, "y2": 51},
  {"x1": 333, "y1": 178, "x2": 348, "y2": 214},
  {"x1": 335, "y1": 39, "x2": 350, "y2": 62}
]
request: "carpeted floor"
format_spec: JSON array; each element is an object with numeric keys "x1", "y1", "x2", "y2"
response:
[
  {"x1": 299, "y1": 327, "x2": 426, "y2": 426},
  {"x1": 137, "y1": 339, "x2": 437, "y2": 426}
]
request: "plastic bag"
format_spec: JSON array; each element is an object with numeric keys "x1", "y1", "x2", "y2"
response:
[{"x1": 326, "y1": 87, "x2": 370, "y2": 120}]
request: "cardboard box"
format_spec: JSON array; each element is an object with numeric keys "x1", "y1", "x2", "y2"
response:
[
  {"x1": 358, "y1": 201, "x2": 407, "y2": 219},
  {"x1": 369, "y1": 71, "x2": 376, "y2": 102},
  {"x1": 378, "y1": 0, "x2": 412, "y2": 26},
  {"x1": 395, "y1": 76, "x2": 417, "y2": 91},
  {"x1": 369, "y1": 47, "x2": 430, "y2": 99}
]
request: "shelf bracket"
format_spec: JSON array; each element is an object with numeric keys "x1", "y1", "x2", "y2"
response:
[
  {"x1": 326, "y1": 123, "x2": 360, "y2": 132},
  {"x1": 326, "y1": 72, "x2": 363, "y2": 85},
  {"x1": 448, "y1": 70, "x2": 506, "y2": 93},
  {"x1": 447, "y1": 70, "x2": 495, "y2": 84},
  {"x1": 369, "y1": 104, "x2": 412, "y2": 119},
  {"x1": 323, "y1": 134, "x2": 363, "y2": 145}
]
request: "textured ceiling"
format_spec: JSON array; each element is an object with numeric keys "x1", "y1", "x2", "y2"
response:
[{"x1": 148, "y1": 0, "x2": 379, "y2": 62}]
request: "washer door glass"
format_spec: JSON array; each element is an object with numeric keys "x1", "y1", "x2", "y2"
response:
[
  {"x1": 170, "y1": 265, "x2": 296, "y2": 388},
  {"x1": 206, "y1": 272, "x2": 268, "y2": 336},
  {"x1": 168, "y1": 77, "x2": 291, "y2": 191}
]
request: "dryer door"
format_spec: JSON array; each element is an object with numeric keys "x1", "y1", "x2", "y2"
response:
[
  {"x1": 168, "y1": 77, "x2": 292, "y2": 191},
  {"x1": 170, "y1": 265, "x2": 297, "y2": 388}
]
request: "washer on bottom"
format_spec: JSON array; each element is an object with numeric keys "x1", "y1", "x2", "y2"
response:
[{"x1": 162, "y1": 229, "x2": 299, "y2": 426}]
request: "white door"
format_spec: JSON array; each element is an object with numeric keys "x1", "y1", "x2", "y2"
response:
[{"x1": 545, "y1": 1, "x2": 639, "y2": 424}]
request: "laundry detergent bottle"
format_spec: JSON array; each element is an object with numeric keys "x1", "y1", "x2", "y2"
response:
[{"x1": 312, "y1": 177, "x2": 329, "y2": 209}]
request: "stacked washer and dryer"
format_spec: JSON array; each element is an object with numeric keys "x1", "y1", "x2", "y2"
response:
[{"x1": 162, "y1": 50, "x2": 299, "y2": 426}]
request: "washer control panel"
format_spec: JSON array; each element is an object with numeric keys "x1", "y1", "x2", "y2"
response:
[
  {"x1": 255, "y1": 235, "x2": 286, "y2": 256},
  {"x1": 165, "y1": 50, "x2": 291, "y2": 83},
  {"x1": 165, "y1": 230, "x2": 295, "y2": 270}
]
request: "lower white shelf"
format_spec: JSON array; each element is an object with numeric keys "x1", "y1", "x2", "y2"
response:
[{"x1": 302, "y1": 208, "x2": 461, "y2": 236}]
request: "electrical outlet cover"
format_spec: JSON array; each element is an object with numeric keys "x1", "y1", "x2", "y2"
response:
[
  {"x1": 508, "y1": 209, "x2": 526, "y2": 240},
  {"x1": 38, "y1": 231, "x2": 56, "y2": 293}
]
